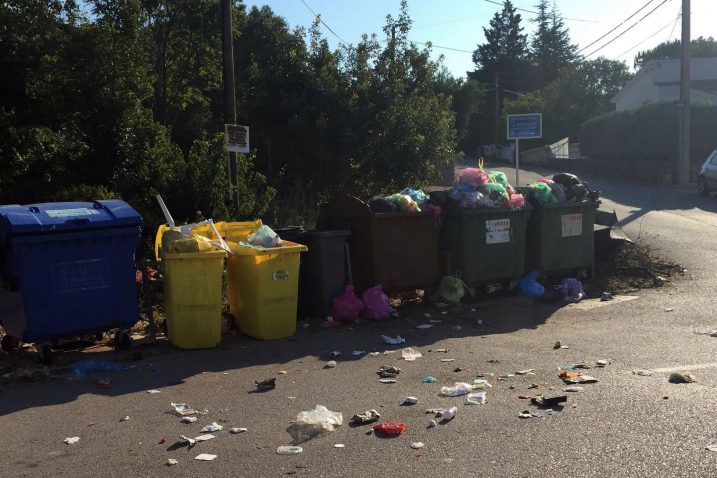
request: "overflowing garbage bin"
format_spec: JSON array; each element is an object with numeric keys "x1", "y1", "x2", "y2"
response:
[
  {"x1": 156, "y1": 225, "x2": 226, "y2": 349},
  {"x1": 226, "y1": 240, "x2": 307, "y2": 340},
  {"x1": 0, "y1": 200, "x2": 142, "y2": 360},
  {"x1": 444, "y1": 205, "x2": 532, "y2": 285},
  {"x1": 317, "y1": 196, "x2": 440, "y2": 293}
]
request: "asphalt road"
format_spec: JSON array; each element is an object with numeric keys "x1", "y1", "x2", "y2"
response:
[{"x1": 3, "y1": 163, "x2": 717, "y2": 477}]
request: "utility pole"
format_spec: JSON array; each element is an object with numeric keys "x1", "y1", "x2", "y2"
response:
[
  {"x1": 494, "y1": 69, "x2": 500, "y2": 146},
  {"x1": 677, "y1": 0, "x2": 691, "y2": 184},
  {"x1": 221, "y1": 0, "x2": 239, "y2": 209}
]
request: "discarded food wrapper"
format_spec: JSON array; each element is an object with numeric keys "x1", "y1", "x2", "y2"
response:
[
  {"x1": 288, "y1": 405, "x2": 343, "y2": 443},
  {"x1": 564, "y1": 386, "x2": 583, "y2": 392},
  {"x1": 401, "y1": 348, "x2": 422, "y2": 361},
  {"x1": 411, "y1": 442, "x2": 425, "y2": 449},
  {"x1": 669, "y1": 372, "x2": 697, "y2": 384},
  {"x1": 440, "y1": 358, "x2": 455, "y2": 363},
  {"x1": 531, "y1": 395, "x2": 567, "y2": 407},
  {"x1": 179, "y1": 435, "x2": 196, "y2": 446},
  {"x1": 427, "y1": 419, "x2": 437, "y2": 428},
  {"x1": 379, "y1": 378, "x2": 397, "y2": 384},
  {"x1": 255, "y1": 378, "x2": 276, "y2": 391},
  {"x1": 382, "y1": 335, "x2": 406, "y2": 345},
  {"x1": 230, "y1": 427, "x2": 248, "y2": 434},
  {"x1": 147, "y1": 389, "x2": 162, "y2": 394},
  {"x1": 516, "y1": 369, "x2": 535, "y2": 375},
  {"x1": 416, "y1": 324, "x2": 433, "y2": 330},
  {"x1": 181, "y1": 416, "x2": 198, "y2": 424},
  {"x1": 440, "y1": 406, "x2": 458, "y2": 422},
  {"x1": 434, "y1": 348, "x2": 448, "y2": 353},
  {"x1": 201, "y1": 422, "x2": 223, "y2": 433},
  {"x1": 373, "y1": 421, "x2": 407, "y2": 437},
  {"x1": 559, "y1": 370, "x2": 598, "y2": 384},
  {"x1": 377, "y1": 366, "x2": 401, "y2": 377},
  {"x1": 596, "y1": 360, "x2": 608, "y2": 367},
  {"x1": 277, "y1": 446, "x2": 303, "y2": 455},
  {"x1": 194, "y1": 453, "x2": 217, "y2": 461},
  {"x1": 422, "y1": 376, "x2": 437, "y2": 383},
  {"x1": 519, "y1": 410, "x2": 541, "y2": 419},
  {"x1": 350, "y1": 410, "x2": 381, "y2": 425},
  {"x1": 166, "y1": 458, "x2": 178, "y2": 466},
  {"x1": 64, "y1": 437, "x2": 80, "y2": 445},
  {"x1": 465, "y1": 392, "x2": 487, "y2": 405},
  {"x1": 403, "y1": 396, "x2": 419, "y2": 405},
  {"x1": 171, "y1": 403, "x2": 198, "y2": 416},
  {"x1": 334, "y1": 443, "x2": 345, "y2": 448},
  {"x1": 325, "y1": 360, "x2": 337, "y2": 368},
  {"x1": 439, "y1": 382, "x2": 473, "y2": 397},
  {"x1": 472, "y1": 379, "x2": 492, "y2": 388},
  {"x1": 194, "y1": 434, "x2": 216, "y2": 442}
]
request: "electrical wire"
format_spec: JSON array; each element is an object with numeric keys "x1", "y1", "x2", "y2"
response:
[
  {"x1": 613, "y1": 14, "x2": 679, "y2": 60},
  {"x1": 577, "y1": 0, "x2": 658, "y2": 53},
  {"x1": 297, "y1": 0, "x2": 348, "y2": 44},
  {"x1": 408, "y1": 40, "x2": 474, "y2": 53},
  {"x1": 667, "y1": 6, "x2": 681, "y2": 42},
  {"x1": 482, "y1": 0, "x2": 596, "y2": 23},
  {"x1": 412, "y1": 13, "x2": 492, "y2": 30},
  {"x1": 583, "y1": 0, "x2": 672, "y2": 58}
]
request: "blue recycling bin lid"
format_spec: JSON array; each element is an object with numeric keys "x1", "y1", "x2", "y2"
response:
[{"x1": 0, "y1": 200, "x2": 143, "y2": 238}]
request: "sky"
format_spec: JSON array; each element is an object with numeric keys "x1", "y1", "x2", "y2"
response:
[{"x1": 241, "y1": 0, "x2": 716, "y2": 78}]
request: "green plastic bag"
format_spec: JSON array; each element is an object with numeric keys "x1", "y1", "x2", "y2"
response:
[
  {"x1": 530, "y1": 182, "x2": 559, "y2": 205},
  {"x1": 488, "y1": 171, "x2": 510, "y2": 189},
  {"x1": 432, "y1": 275, "x2": 466, "y2": 305},
  {"x1": 482, "y1": 182, "x2": 510, "y2": 208}
]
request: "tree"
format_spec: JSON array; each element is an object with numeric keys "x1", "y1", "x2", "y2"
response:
[
  {"x1": 634, "y1": 36, "x2": 717, "y2": 69},
  {"x1": 452, "y1": 79, "x2": 486, "y2": 155},
  {"x1": 530, "y1": 0, "x2": 577, "y2": 87}
]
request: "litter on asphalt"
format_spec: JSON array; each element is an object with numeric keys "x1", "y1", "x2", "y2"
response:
[
  {"x1": 166, "y1": 459, "x2": 178, "y2": 466},
  {"x1": 411, "y1": 442, "x2": 425, "y2": 449},
  {"x1": 194, "y1": 454, "x2": 217, "y2": 461},
  {"x1": 382, "y1": 335, "x2": 406, "y2": 345},
  {"x1": 350, "y1": 410, "x2": 381, "y2": 425},
  {"x1": 403, "y1": 396, "x2": 419, "y2": 405},
  {"x1": 531, "y1": 395, "x2": 567, "y2": 407},
  {"x1": 519, "y1": 411, "x2": 541, "y2": 419},
  {"x1": 194, "y1": 434, "x2": 216, "y2": 442},
  {"x1": 147, "y1": 389, "x2": 161, "y2": 394},
  {"x1": 440, "y1": 406, "x2": 458, "y2": 422},
  {"x1": 181, "y1": 416, "x2": 197, "y2": 423},
  {"x1": 564, "y1": 386, "x2": 584, "y2": 392},
  {"x1": 63, "y1": 437, "x2": 80, "y2": 445},
  {"x1": 230, "y1": 428, "x2": 248, "y2": 434},
  {"x1": 669, "y1": 372, "x2": 698, "y2": 383},
  {"x1": 422, "y1": 376, "x2": 437, "y2": 383},
  {"x1": 373, "y1": 421, "x2": 407, "y2": 437},
  {"x1": 277, "y1": 446, "x2": 303, "y2": 455},
  {"x1": 377, "y1": 366, "x2": 401, "y2": 377},
  {"x1": 465, "y1": 392, "x2": 487, "y2": 405},
  {"x1": 325, "y1": 361, "x2": 337, "y2": 368},
  {"x1": 201, "y1": 422, "x2": 223, "y2": 433},
  {"x1": 401, "y1": 348, "x2": 422, "y2": 361},
  {"x1": 352, "y1": 351, "x2": 366, "y2": 356},
  {"x1": 255, "y1": 378, "x2": 276, "y2": 391},
  {"x1": 440, "y1": 382, "x2": 473, "y2": 397},
  {"x1": 288, "y1": 405, "x2": 343, "y2": 443},
  {"x1": 472, "y1": 379, "x2": 493, "y2": 388},
  {"x1": 120, "y1": 416, "x2": 130, "y2": 422},
  {"x1": 427, "y1": 419, "x2": 437, "y2": 428},
  {"x1": 416, "y1": 324, "x2": 433, "y2": 329},
  {"x1": 171, "y1": 403, "x2": 198, "y2": 416},
  {"x1": 516, "y1": 369, "x2": 535, "y2": 375}
]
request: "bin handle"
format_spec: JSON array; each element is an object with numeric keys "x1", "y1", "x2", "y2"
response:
[
  {"x1": 66, "y1": 218, "x2": 91, "y2": 226},
  {"x1": 209, "y1": 219, "x2": 232, "y2": 254}
]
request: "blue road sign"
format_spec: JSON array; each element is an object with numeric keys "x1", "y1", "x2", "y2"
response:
[{"x1": 507, "y1": 113, "x2": 542, "y2": 140}]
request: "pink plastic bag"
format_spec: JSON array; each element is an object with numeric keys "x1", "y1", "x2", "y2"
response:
[
  {"x1": 509, "y1": 193, "x2": 525, "y2": 208},
  {"x1": 458, "y1": 168, "x2": 489, "y2": 188},
  {"x1": 331, "y1": 285, "x2": 364, "y2": 322},
  {"x1": 361, "y1": 286, "x2": 391, "y2": 321}
]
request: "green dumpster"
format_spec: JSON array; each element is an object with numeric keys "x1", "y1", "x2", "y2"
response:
[
  {"x1": 444, "y1": 206, "x2": 532, "y2": 286},
  {"x1": 524, "y1": 201, "x2": 600, "y2": 274}
]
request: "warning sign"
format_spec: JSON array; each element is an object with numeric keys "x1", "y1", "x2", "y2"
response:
[
  {"x1": 486, "y1": 219, "x2": 511, "y2": 244},
  {"x1": 561, "y1": 214, "x2": 583, "y2": 237}
]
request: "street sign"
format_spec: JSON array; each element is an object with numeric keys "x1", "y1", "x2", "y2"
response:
[{"x1": 507, "y1": 113, "x2": 542, "y2": 140}]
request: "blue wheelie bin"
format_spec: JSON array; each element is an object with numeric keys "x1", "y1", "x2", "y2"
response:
[{"x1": 0, "y1": 201, "x2": 142, "y2": 360}]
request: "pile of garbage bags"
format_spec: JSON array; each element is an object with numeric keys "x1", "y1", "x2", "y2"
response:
[
  {"x1": 449, "y1": 168, "x2": 525, "y2": 210},
  {"x1": 526, "y1": 173, "x2": 600, "y2": 206},
  {"x1": 368, "y1": 188, "x2": 439, "y2": 214}
]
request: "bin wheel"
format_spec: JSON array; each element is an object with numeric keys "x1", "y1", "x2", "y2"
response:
[
  {"x1": 1, "y1": 334, "x2": 19, "y2": 353},
  {"x1": 160, "y1": 320, "x2": 168, "y2": 337},
  {"x1": 698, "y1": 177, "x2": 710, "y2": 197},
  {"x1": 37, "y1": 343, "x2": 53, "y2": 365},
  {"x1": 114, "y1": 330, "x2": 133, "y2": 350}
]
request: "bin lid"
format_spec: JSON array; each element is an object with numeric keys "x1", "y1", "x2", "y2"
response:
[{"x1": 0, "y1": 200, "x2": 143, "y2": 236}]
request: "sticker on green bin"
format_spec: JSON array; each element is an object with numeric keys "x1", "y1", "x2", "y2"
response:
[
  {"x1": 272, "y1": 270, "x2": 290, "y2": 281},
  {"x1": 486, "y1": 219, "x2": 511, "y2": 244},
  {"x1": 561, "y1": 214, "x2": 583, "y2": 237}
]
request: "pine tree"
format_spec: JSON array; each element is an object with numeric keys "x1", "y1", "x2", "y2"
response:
[
  {"x1": 473, "y1": 0, "x2": 528, "y2": 73},
  {"x1": 530, "y1": 1, "x2": 577, "y2": 87}
]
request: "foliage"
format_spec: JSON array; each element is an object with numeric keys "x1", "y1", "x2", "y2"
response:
[
  {"x1": 635, "y1": 36, "x2": 717, "y2": 69},
  {"x1": 530, "y1": 0, "x2": 577, "y2": 87},
  {"x1": 579, "y1": 102, "x2": 717, "y2": 167}
]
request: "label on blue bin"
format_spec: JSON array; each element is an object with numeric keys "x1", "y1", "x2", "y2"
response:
[
  {"x1": 486, "y1": 219, "x2": 511, "y2": 244},
  {"x1": 52, "y1": 258, "x2": 111, "y2": 293},
  {"x1": 46, "y1": 208, "x2": 101, "y2": 218},
  {"x1": 561, "y1": 214, "x2": 583, "y2": 237},
  {"x1": 272, "y1": 270, "x2": 289, "y2": 281}
]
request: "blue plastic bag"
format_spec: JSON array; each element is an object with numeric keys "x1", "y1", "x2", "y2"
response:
[{"x1": 518, "y1": 271, "x2": 545, "y2": 298}]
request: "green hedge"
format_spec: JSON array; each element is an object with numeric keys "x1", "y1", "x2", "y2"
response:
[{"x1": 579, "y1": 102, "x2": 717, "y2": 166}]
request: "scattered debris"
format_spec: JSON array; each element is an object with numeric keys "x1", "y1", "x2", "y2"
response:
[
  {"x1": 465, "y1": 392, "x2": 487, "y2": 405},
  {"x1": 596, "y1": 360, "x2": 608, "y2": 367},
  {"x1": 440, "y1": 406, "x2": 458, "y2": 422},
  {"x1": 434, "y1": 348, "x2": 448, "y2": 353},
  {"x1": 373, "y1": 421, "x2": 407, "y2": 437},
  {"x1": 402, "y1": 396, "x2": 419, "y2": 405},
  {"x1": 633, "y1": 369, "x2": 654, "y2": 377},
  {"x1": 230, "y1": 427, "x2": 248, "y2": 434},
  {"x1": 422, "y1": 376, "x2": 437, "y2": 383},
  {"x1": 159, "y1": 437, "x2": 167, "y2": 444},
  {"x1": 440, "y1": 358, "x2": 455, "y2": 363},
  {"x1": 411, "y1": 442, "x2": 425, "y2": 449},
  {"x1": 664, "y1": 308, "x2": 673, "y2": 312},
  {"x1": 325, "y1": 361, "x2": 337, "y2": 369},
  {"x1": 201, "y1": 422, "x2": 223, "y2": 433},
  {"x1": 287, "y1": 405, "x2": 343, "y2": 443},
  {"x1": 255, "y1": 378, "x2": 276, "y2": 391},
  {"x1": 559, "y1": 371, "x2": 598, "y2": 384},
  {"x1": 429, "y1": 319, "x2": 443, "y2": 324},
  {"x1": 553, "y1": 341, "x2": 569, "y2": 349},
  {"x1": 558, "y1": 364, "x2": 591, "y2": 371},
  {"x1": 278, "y1": 370, "x2": 288, "y2": 375},
  {"x1": 382, "y1": 335, "x2": 405, "y2": 345},
  {"x1": 379, "y1": 378, "x2": 397, "y2": 384},
  {"x1": 518, "y1": 395, "x2": 532, "y2": 400},
  {"x1": 706, "y1": 445, "x2": 717, "y2": 453},
  {"x1": 451, "y1": 325, "x2": 462, "y2": 331},
  {"x1": 531, "y1": 395, "x2": 567, "y2": 407},
  {"x1": 277, "y1": 446, "x2": 303, "y2": 455},
  {"x1": 564, "y1": 386, "x2": 583, "y2": 392},
  {"x1": 377, "y1": 366, "x2": 401, "y2": 378},
  {"x1": 64, "y1": 437, "x2": 80, "y2": 445},
  {"x1": 352, "y1": 351, "x2": 366, "y2": 357},
  {"x1": 527, "y1": 383, "x2": 539, "y2": 390},
  {"x1": 329, "y1": 351, "x2": 341, "y2": 358},
  {"x1": 453, "y1": 367, "x2": 463, "y2": 373},
  {"x1": 472, "y1": 379, "x2": 492, "y2": 389},
  {"x1": 423, "y1": 313, "x2": 432, "y2": 319},
  {"x1": 179, "y1": 435, "x2": 196, "y2": 446},
  {"x1": 519, "y1": 410, "x2": 541, "y2": 419},
  {"x1": 669, "y1": 372, "x2": 697, "y2": 384},
  {"x1": 369, "y1": 352, "x2": 381, "y2": 357},
  {"x1": 350, "y1": 410, "x2": 381, "y2": 425},
  {"x1": 427, "y1": 419, "x2": 437, "y2": 428},
  {"x1": 600, "y1": 292, "x2": 614, "y2": 301},
  {"x1": 121, "y1": 416, "x2": 130, "y2": 422},
  {"x1": 181, "y1": 416, "x2": 198, "y2": 424},
  {"x1": 171, "y1": 403, "x2": 198, "y2": 416},
  {"x1": 416, "y1": 324, "x2": 433, "y2": 330},
  {"x1": 166, "y1": 458, "x2": 178, "y2": 466},
  {"x1": 96, "y1": 377, "x2": 111, "y2": 388},
  {"x1": 516, "y1": 369, "x2": 535, "y2": 375},
  {"x1": 401, "y1": 348, "x2": 422, "y2": 361},
  {"x1": 194, "y1": 453, "x2": 217, "y2": 461},
  {"x1": 194, "y1": 434, "x2": 216, "y2": 442},
  {"x1": 439, "y1": 382, "x2": 473, "y2": 397},
  {"x1": 147, "y1": 389, "x2": 162, "y2": 394}
]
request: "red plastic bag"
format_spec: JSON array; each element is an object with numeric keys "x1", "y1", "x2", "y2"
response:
[
  {"x1": 331, "y1": 285, "x2": 364, "y2": 322},
  {"x1": 457, "y1": 168, "x2": 489, "y2": 188},
  {"x1": 361, "y1": 285, "x2": 391, "y2": 321},
  {"x1": 373, "y1": 421, "x2": 407, "y2": 437}
]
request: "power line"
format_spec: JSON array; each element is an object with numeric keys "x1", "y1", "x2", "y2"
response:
[
  {"x1": 408, "y1": 40, "x2": 474, "y2": 53},
  {"x1": 297, "y1": 0, "x2": 348, "y2": 44},
  {"x1": 577, "y1": 0, "x2": 658, "y2": 54},
  {"x1": 614, "y1": 13, "x2": 679, "y2": 60},
  {"x1": 583, "y1": 0, "x2": 672, "y2": 58},
  {"x1": 667, "y1": 6, "x2": 681, "y2": 42},
  {"x1": 482, "y1": 0, "x2": 596, "y2": 23},
  {"x1": 412, "y1": 13, "x2": 492, "y2": 30}
]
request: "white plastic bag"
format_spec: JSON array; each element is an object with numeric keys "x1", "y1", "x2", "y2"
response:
[
  {"x1": 287, "y1": 405, "x2": 343, "y2": 444},
  {"x1": 401, "y1": 347, "x2": 422, "y2": 361},
  {"x1": 439, "y1": 382, "x2": 473, "y2": 397},
  {"x1": 465, "y1": 392, "x2": 487, "y2": 405},
  {"x1": 247, "y1": 225, "x2": 282, "y2": 248}
]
